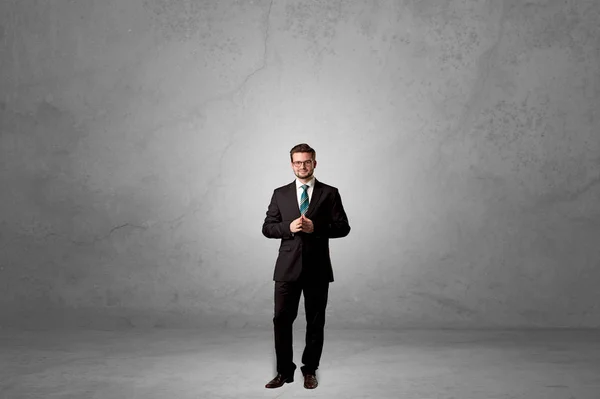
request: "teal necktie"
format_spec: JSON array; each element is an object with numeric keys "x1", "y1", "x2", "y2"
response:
[{"x1": 300, "y1": 184, "x2": 309, "y2": 215}]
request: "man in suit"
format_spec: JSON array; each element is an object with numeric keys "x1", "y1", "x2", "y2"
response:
[{"x1": 262, "y1": 143, "x2": 351, "y2": 389}]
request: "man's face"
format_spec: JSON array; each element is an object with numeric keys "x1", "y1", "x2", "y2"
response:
[{"x1": 291, "y1": 152, "x2": 317, "y2": 180}]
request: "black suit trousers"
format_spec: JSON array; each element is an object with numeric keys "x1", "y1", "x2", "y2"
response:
[{"x1": 273, "y1": 270, "x2": 329, "y2": 376}]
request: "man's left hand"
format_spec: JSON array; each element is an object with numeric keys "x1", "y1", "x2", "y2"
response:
[{"x1": 301, "y1": 215, "x2": 314, "y2": 233}]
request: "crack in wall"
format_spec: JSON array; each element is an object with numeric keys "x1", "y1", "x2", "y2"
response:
[
  {"x1": 537, "y1": 172, "x2": 600, "y2": 206},
  {"x1": 165, "y1": 0, "x2": 276, "y2": 230},
  {"x1": 235, "y1": 0, "x2": 273, "y2": 99},
  {"x1": 184, "y1": 0, "x2": 275, "y2": 116},
  {"x1": 71, "y1": 223, "x2": 148, "y2": 246},
  {"x1": 87, "y1": 0, "x2": 276, "y2": 153}
]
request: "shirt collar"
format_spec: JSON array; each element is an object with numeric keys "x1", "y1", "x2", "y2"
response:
[{"x1": 296, "y1": 176, "x2": 315, "y2": 189}]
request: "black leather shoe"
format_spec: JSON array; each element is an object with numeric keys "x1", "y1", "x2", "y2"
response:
[
  {"x1": 303, "y1": 374, "x2": 318, "y2": 389},
  {"x1": 265, "y1": 374, "x2": 294, "y2": 388}
]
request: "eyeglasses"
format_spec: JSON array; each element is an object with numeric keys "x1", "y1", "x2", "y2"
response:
[{"x1": 293, "y1": 160, "x2": 314, "y2": 167}]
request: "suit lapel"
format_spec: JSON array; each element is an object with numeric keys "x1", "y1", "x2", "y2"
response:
[{"x1": 287, "y1": 181, "x2": 301, "y2": 218}]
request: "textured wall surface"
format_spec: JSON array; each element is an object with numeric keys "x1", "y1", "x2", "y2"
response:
[{"x1": 1, "y1": 0, "x2": 599, "y2": 329}]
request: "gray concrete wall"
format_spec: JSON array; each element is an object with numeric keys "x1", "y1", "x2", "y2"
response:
[{"x1": 1, "y1": 0, "x2": 599, "y2": 329}]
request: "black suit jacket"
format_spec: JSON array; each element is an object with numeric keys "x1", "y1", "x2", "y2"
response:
[{"x1": 262, "y1": 179, "x2": 350, "y2": 282}]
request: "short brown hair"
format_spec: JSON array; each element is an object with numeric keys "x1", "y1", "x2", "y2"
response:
[{"x1": 290, "y1": 143, "x2": 316, "y2": 162}]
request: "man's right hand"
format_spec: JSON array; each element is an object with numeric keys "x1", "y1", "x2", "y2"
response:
[{"x1": 290, "y1": 217, "x2": 303, "y2": 233}]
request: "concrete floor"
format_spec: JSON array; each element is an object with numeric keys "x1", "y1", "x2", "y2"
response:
[{"x1": 1, "y1": 328, "x2": 598, "y2": 399}]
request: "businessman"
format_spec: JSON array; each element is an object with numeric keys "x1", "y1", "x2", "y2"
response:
[{"x1": 262, "y1": 143, "x2": 351, "y2": 389}]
